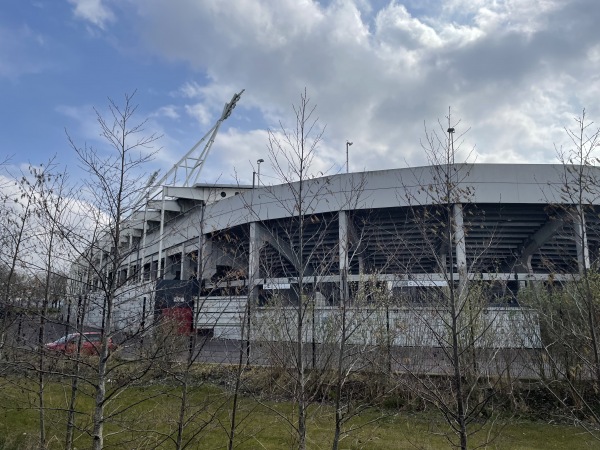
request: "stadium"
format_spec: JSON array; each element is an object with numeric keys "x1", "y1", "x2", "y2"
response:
[{"x1": 68, "y1": 160, "x2": 599, "y2": 350}]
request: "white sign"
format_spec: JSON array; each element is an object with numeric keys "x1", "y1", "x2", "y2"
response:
[{"x1": 263, "y1": 283, "x2": 291, "y2": 290}]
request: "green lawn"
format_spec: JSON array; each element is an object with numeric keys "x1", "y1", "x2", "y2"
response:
[{"x1": 0, "y1": 376, "x2": 597, "y2": 449}]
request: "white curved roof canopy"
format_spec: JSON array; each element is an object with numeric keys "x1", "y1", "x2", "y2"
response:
[{"x1": 203, "y1": 164, "x2": 592, "y2": 232}]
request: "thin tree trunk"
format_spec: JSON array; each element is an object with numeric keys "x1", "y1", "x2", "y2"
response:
[
  {"x1": 65, "y1": 358, "x2": 81, "y2": 450},
  {"x1": 91, "y1": 278, "x2": 115, "y2": 449},
  {"x1": 332, "y1": 279, "x2": 348, "y2": 450},
  {"x1": 38, "y1": 190, "x2": 61, "y2": 450},
  {"x1": 298, "y1": 169, "x2": 308, "y2": 450},
  {"x1": 297, "y1": 306, "x2": 306, "y2": 450},
  {"x1": 450, "y1": 290, "x2": 468, "y2": 450},
  {"x1": 65, "y1": 290, "x2": 87, "y2": 449},
  {"x1": 37, "y1": 257, "x2": 52, "y2": 448},
  {"x1": 175, "y1": 326, "x2": 200, "y2": 449},
  {"x1": 228, "y1": 300, "x2": 249, "y2": 450},
  {"x1": 176, "y1": 357, "x2": 190, "y2": 449}
]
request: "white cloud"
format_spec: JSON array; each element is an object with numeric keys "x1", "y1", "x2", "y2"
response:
[
  {"x1": 375, "y1": 2, "x2": 443, "y2": 50},
  {"x1": 68, "y1": 0, "x2": 115, "y2": 29},
  {"x1": 178, "y1": 81, "x2": 206, "y2": 99},
  {"x1": 152, "y1": 105, "x2": 180, "y2": 120},
  {"x1": 185, "y1": 103, "x2": 212, "y2": 127}
]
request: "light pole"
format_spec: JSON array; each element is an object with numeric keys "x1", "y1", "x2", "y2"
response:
[
  {"x1": 257, "y1": 159, "x2": 264, "y2": 186},
  {"x1": 447, "y1": 127, "x2": 455, "y2": 165},
  {"x1": 346, "y1": 141, "x2": 353, "y2": 173}
]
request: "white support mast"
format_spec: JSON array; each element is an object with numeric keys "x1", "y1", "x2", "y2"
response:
[
  {"x1": 148, "y1": 90, "x2": 244, "y2": 200},
  {"x1": 149, "y1": 89, "x2": 244, "y2": 279}
]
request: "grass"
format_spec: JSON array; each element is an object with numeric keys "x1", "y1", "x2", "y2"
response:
[{"x1": 0, "y1": 374, "x2": 597, "y2": 449}]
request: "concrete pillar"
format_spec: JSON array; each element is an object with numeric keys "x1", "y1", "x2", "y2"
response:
[
  {"x1": 339, "y1": 211, "x2": 349, "y2": 302},
  {"x1": 180, "y1": 243, "x2": 185, "y2": 280},
  {"x1": 157, "y1": 186, "x2": 166, "y2": 279},
  {"x1": 127, "y1": 233, "x2": 133, "y2": 281},
  {"x1": 198, "y1": 235, "x2": 206, "y2": 280},
  {"x1": 99, "y1": 249, "x2": 104, "y2": 289},
  {"x1": 573, "y1": 206, "x2": 590, "y2": 274},
  {"x1": 453, "y1": 204, "x2": 468, "y2": 298},
  {"x1": 440, "y1": 253, "x2": 447, "y2": 275},
  {"x1": 196, "y1": 202, "x2": 207, "y2": 281},
  {"x1": 249, "y1": 222, "x2": 261, "y2": 302}
]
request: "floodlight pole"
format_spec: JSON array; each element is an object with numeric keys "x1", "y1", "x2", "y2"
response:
[
  {"x1": 346, "y1": 141, "x2": 353, "y2": 173},
  {"x1": 447, "y1": 127, "x2": 455, "y2": 165},
  {"x1": 257, "y1": 159, "x2": 264, "y2": 186}
]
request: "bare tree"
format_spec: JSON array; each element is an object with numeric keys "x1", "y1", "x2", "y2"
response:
[
  {"x1": 0, "y1": 167, "x2": 38, "y2": 361},
  {"x1": 159, "y1": 223, "x2": 250, "y2": 450},
  {"x1": 518, "y1": 109, "x2": 600, "y2": 438},
  {"x1": 0, "y1": 159, "x2": 73, "y2": 448},
  {"x1": 64, "y1": 91, "x2": 159, "y2": 449},
  {"x1": 240, "y1": 89, "x2": 333, "y2": 449},
  {"x1": 241, "y1": 90, "x2": 382, "y2": 450},
  {"x1": 267, "y1": 89, "x2": 323, "y2": 449},
  {"x1": 33, "y1": 162, "x2": 71, "y2": 449},
  {"x1": 381, "y1": 110, "x2": 510, "y2": 449},
  {"x1": 556, "y1": 109, "x2": 600, "y2": 384}
]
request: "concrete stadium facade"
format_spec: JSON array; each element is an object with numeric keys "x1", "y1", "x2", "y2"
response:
[{"x1": 68, "y1": 163, "x2": 600, "y2": 349}]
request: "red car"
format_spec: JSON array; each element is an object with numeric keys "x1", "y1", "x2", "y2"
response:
[{"x1": 45, "y1": 332, "x2": 116, "y2": 356}]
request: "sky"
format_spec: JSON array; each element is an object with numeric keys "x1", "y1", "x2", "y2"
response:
[{"x1": 2, "y1": 0, "x2": 600, "y2": 187}]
